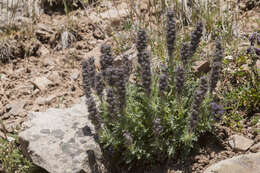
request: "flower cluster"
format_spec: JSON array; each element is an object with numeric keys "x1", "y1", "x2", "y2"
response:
[
  {"x1": 249, "y1": 32, "x2": 260, "y2": 55},
  {"x1": 166, "y1": 10, "x2": 176, "y2": 59},
  {"x1": 137, "y1": 30, "x2": 152, "y2": 96},
  {"x1": 190, "y1": 76, "x2": 208, "y2": 129},
  {"x1": 209, "y1": 40, "x2": 223, "y2": 93},
  {"x1": 95, "y1": 72, "x2": 105, "y2": 98},
  {"x1": 100, "y1": 44, "x2": 114, "y2": 78},
  {"x1": 210, "y1": 102, "x2": 225, "y2": 121},
  {"x1": 190, "y1": 21, "x2": 203, "y2": 57},
  {"x1": 139, "y1": 51, "x2": 152, "y2": 96},
  {"x1": 175, "y1": 66, "x2": 185, "y2": 97},
  {"x1": 180, "y1": 42, "x2": 190, "y2": 67},
  {"x1": 136, "y1": 29, "x2": 147, "y2": 53},
  {"x1": 115, "y1": 68, "x2": 127, "y2": 110},
  {"x1": 82, "y1": 60, "x2": 91, "y2": 97},
  {"x1": 122, "y1": 55, "x2": 132, "y2": 82},
  {"x1": 159, "y1": 73, "x2": 169, "y2": 94},
  {"x1": 106, "y1": 87, "x2": 117, "y2": 118},
  {"x1": 82, "y1": 60, "x2": 100, "y2": 129},
  {"x1": 87, "y1": 56, "x2": 96, "y2": 89}
]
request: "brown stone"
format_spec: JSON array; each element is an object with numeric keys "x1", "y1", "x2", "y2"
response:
[
  {"x1": 228, "y1": 134, "x2": 254, "y2": 151},
  {"x1": 192, "y1": 60, "x2": 211, "y2": 74},
  {"x1": 250, "y1": 142, "x2": 260, "y2": 153},
  {"x1": 31, "y1": 77, "x2": 53, "y2": 91}
]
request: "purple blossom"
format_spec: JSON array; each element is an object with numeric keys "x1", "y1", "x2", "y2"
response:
[
  {"x1": 210, "y1": 102, "x2": 225, "y2": 121},
  {"x1": 255, "y1": 48, "x2": 260, "y2": 55},
  {"x1": 210, "y1": 102, "x2": 225, "y2": 115}
]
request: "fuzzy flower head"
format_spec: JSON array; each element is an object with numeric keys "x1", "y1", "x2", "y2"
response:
[
  {"x1": 159, "y1": 73, "x2": 169, "y2": 94},
  {"x1": 87, "y1": 56, "x2": 96, "y2": 89},
  {"x1": 95, "y1": 72, "x2": 105, "y2": 98},
  {"x1": 100, "y1": 44, "x2": 113, "y2": 75},
  {"x1": 106, "y1": 87, "x2": 117, "y2": 118},
  {"x1": 210, "y1": 40, "x2": 223, "y2": 93},
  {"x1": 175, "y1": 66, "x2": 185, "y2": 97},
  {"x1": 122, "y1": 55, "x2": 132, "y2": 82},
  {"x1": 213, "y1": 40, "x2": 223, "y2": 62},
  {"x1": 86, "y1": 94, "x2": 100, "y2": 129},
  {"x1": 190, "y1": 76, "x2": 208, "y2": 129},
  {"x1": 249, "y1": 32, "x2": 260, "y2": 55},
  {"x1": 209, "y1": 61, "x2": 221, "y2": 93},
  {"x1": 180, "y1": 42, "x2": 190, "y2": 66},
  {"x1": 190, "y1": 21, "x2": 203, "y2": 57},
  {"x1": 139, "y1": 50, "x2": 152, "y2": 96},
  {"x1": 166, "y1": 10, "x2": 176, "y2": 59},
  {"x1": 136, "y1": 29, "x2": 147, "y2": 53},
  {"x1": 115, "y1": 68, "x2": 127, "y2": 110},
  {"x1": 210, "y1": 102, "x2": 225, "y2": 120},
  {"x1": 82, "y1": 60, "x2": 91, "y2": 98}
]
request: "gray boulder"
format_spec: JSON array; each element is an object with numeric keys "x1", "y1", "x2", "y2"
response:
[
  {"x1": 204, "y1": 152, "x2": 260, "y2": 173},
  {"x1": 19, "y1": 97, "x2": 107, "y2": 173}
]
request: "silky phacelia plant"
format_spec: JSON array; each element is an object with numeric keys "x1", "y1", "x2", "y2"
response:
[{"x1": 82, "y1": 10, "x2": 225, "y2": 166}]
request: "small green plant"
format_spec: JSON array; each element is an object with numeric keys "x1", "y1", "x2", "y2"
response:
[
  {"x1": 221, "y1": 34, "x2": 260, "y2": 121},
  {"x1": 82, "y1": 10, "x2": 225, "y2": 166},
  {"x1": 0, "y1": 135, "x2": 33, "y2": 173}
]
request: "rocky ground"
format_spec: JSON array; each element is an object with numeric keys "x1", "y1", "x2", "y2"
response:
[{"x1": 0, "y1": 0, "x2": 260, "y2": 172}]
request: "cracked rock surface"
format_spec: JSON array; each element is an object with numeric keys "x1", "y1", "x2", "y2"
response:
[{"x1": 19, "y1": 97, "x2": 106, "y2": 173}]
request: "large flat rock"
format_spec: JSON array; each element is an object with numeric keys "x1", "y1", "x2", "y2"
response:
[
  {"x1": 19, "y1": 98, "x2": 106, "y2": 173},
  {"x1": 204, "y1": 153, "x2": 260, "y2": 173}
]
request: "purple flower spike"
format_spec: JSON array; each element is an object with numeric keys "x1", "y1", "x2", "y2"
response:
[
  {"x1": 249, "y1": 33, "x2": 256, "y2": 46},
  {"x1": 255, "y1": 48, "x2": 260, "y2": 55},
  {"x1": 210, "y1": 102, "x2": 225, "y2": 115},
  {"x1": 257, "y1": 36, "x2": 260, "y2": 45}
]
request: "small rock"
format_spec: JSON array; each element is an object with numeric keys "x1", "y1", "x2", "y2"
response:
[
  {"x1": 35, "y1": 95, "x2": 57, "y2": 105},
  {"x1": 6, "y1": 101, "x2": 26, "y2": 117},
  {"x1": 2, "y1": 118, "x2": 24, "y2": 133},
  {"x1": 31, "y1": 77, "x2": 53, "y2": 91},
  {"x1": 0, "y1": 131, "x2": 6, "y2": 139},
  {"x1": 0, "y1": 74, "x2": 7, "y2": 81},
  {"x1": 37, "y1": 45, "x2": 50, "y2": 57},
  {"x1": 85, "y1": 45, "x2": 101, "y2": 69},
  {"x1": 7, "y1": 136, "x2": 15, "y2": 142},
  {"x1": 250, "y1": 142, "x2": 260, "y2": 153},
  {"x1": 70, "y1": 71, "x2": 80, "y2": 81},
  {"x1": 61, "y1": 31, "x2": 76, "y2": 49},
  {"x1": 36, "y1": 23, "x2": 54, "y2": 44},
  {"x1": 224, "y1": 55, "x2": 233, "y2": 60},
  {"x1": 241, "y1": 64, "x2": 249, "y2": 71},
  {"x1": 15, "y1": 84, "x2": 34, "y2": 95},
  {"x1": 253, "y1": 113, "x2": 260, "y2": 118},
  {"x1": 48, "y1": 71, "x2": 60, "y2": 83},
  {"x1": 93, "y1": 27, "x2": 105, "y2": 40},
  {"x1": 43, "y1": 57, "x2": 55, "y2": 67},
  {"x1": 192, "y1": 60, "x2": 211, "y2": 74},
  {"x1": 228, "y1": 134, "x2": 254, "y2": 151},
  {"x1": 100, "y1": 9, "x2": 129, "y2": 20}
]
